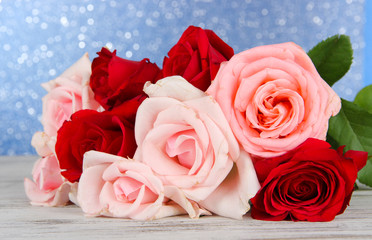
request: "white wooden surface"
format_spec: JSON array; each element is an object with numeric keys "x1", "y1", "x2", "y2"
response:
[{"x1": 1, "y1": 156, "x2": 372, "y2": 240}]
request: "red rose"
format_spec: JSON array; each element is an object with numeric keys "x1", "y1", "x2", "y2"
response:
[
  {"x1": 251, "y1": 138, "x2": 367, "y2": 221},
  {"x1": 90, "y1": 47, "x2": 161, "y2": 113},
  {"x1": 55, "y1": 107, "x2": 137, "y2": 183},
  {"x1": 162, "y1": 25, "x2": 234, "y2": 91}
]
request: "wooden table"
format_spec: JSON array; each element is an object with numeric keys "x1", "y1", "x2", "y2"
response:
[{"x1": 1, "y1": 156, "x2": 372, "y2": 239}]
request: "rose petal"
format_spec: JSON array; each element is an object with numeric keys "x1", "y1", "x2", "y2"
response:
[
  {"x1": 77, "y1": 164, "x2": 108, "y2": 215},
  {"x1": 199, "y1": 150, "x2": 260, "y2": 219},
  {"x1": 31, "y1": 132, "x2": 54, "y2": 156},
  {"x1": 164, "y1": 185, "x2": 211, "y2": 219},
  {"x1": 143, "y1": 76, "x2": 205, "y2": 101},
  {"x1": 24, "y1": 177, "x2": 57, "y2": 203},
  {"x1": 24, "y1": 178, "x2": 70, "y2": 207}
]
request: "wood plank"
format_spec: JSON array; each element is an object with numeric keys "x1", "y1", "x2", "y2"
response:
[{"x1": 1, "y1": 156, "x2": 372, "y2": 239}]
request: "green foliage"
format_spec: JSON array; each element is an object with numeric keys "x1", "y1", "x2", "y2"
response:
[
  {"x1": 327, "y1": 99, "x2": 372, "y2": 186},
  {"x1": 308, "y1": 35, "x2": 353, "y2": 87},
  {"x1": 354, "y1": 85, "x2": 372, "y2": 113}
]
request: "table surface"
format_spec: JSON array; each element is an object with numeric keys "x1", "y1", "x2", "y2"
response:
[{"x1": 1, "y1": 156, "x2": 372, "y2": 240}]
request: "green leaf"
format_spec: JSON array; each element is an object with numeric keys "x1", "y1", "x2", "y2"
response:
[
  {"x1": 307, "y1": 35, "x2": 353, "y2": 87},
  {"x1": 354, "y1": 84, "x2": 372, "y2": 113},
  {"x1": 358, "y1": 159, "x2": 372, "y2": 187},
  {"x1": 327, "y1": 99, "x2": 372, "y2": 186},
  {"x1": 352, "y1": 85, "x2": 372, "y2": 186},
  {"x1": 325, "y1": 133, "x2": 340, "y2": 150}
]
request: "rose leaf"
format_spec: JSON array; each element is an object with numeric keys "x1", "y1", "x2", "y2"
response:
[
  {"x1": 327, "y1": 98, "x2": 372, "y2": 187},
  {"x1": 352, "y1": 84, "x2": 372, "y2": 187},
  {"x1": 307, "y1": 34, "x2": 353, "y2": 87},
  {"x1": 325, "y1": 133, "x2": 340, "y2": 150},
  {"x1": 354, "y1": 84, "x2": 372, "y2": 113},
  {"x1": 358, "y1": 159, "x2": 372, "y2": 188}
]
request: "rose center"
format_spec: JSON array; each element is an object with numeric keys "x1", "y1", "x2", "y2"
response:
[
  {"x1": 76, "y1": 125, "x2": 104, "y2": 161},
  {"x1": 166, "y1": 129, "x2": 202, "y2": 173},
  {"x1": 250, "y1": 81, "x2": 304, "y2": 138},
  {"x1": 258, "y1": 95, "x2": 291, "y2": 128},
  {"x1": 288, "y1": 180, "x2": 318, "y2": 201},
  {"x1": 113, "y1": 177, "x2": 158, "y2": 204}
]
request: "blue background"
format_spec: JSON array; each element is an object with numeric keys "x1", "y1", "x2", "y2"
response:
[{"x1": 0, "y1": 0, "x2": 368, "y2": 155}]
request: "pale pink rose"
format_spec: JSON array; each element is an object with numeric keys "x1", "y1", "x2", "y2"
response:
[
  {"x1": 67, "y1": 182, "x2": 79, "y2": 206},
  {"x1": 31, "y1": 131, "x2": 56, "y2": 157},
  {"x1": 199, "y1": 150, "x2": 260, "y2": 219},
  {"x1": 24, "y1": 155, "x2": 70, "y2": 206},
  {"x1": 41, "y1": 53, "x2": 102, "y2": 137},
  {"x1": 134, "y1": 76, "x2": 260, "y2": 219},
  {"x1": 77, "y1": 151, "x2": 207, "y2": 220},
  {"x1": 207, "y1": 42, "x2": 341, "y2": 158}
]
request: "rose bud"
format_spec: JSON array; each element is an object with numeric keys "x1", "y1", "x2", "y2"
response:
[
  {"x1": 162, "y1": 25, "x2": 234, "y2": 91},
  {"x1": 90, "y1": 47, "x2": 161, "y2": 117}
]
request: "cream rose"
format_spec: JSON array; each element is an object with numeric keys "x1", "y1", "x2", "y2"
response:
[
  {"x1": 41, "y1": 53, "x2": 101, "y2": 137},
  {"x1": 77, "y1": 151, "x2": 207, "y2": 220},
  {"x1": 31, "y1": 131, "x2": 56, "y2": 157},
  {"x1": 24, "y1": 155, "x2": 71, "y2": 206},
  {"x1": 207, "y1": 42, "x2": 341, "y2": 158},
  {"x1": 134, "y1": 76, "x2": 260, "y2": 219}
]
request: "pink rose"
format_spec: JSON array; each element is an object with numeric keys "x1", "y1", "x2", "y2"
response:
[
  {"x1": 77, "y1": 151, "x2": 207, "y2": 220},
  {"x1": 24, "y1": 154, "x2": 71, "y2": 206},
  {"x1": 31, "y1": 131, "x2": 56, "y2": 157},
  {"x1": 134, "y1": 76, "x2": 260, "y2": 219},
  {"x1": 207, "y1": 42, "x2": 341, "y2": 158},
  {"x1": 41, "y1": 53, "x2": 101, "y2": 137}
]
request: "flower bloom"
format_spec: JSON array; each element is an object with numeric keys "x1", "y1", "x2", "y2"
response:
[
  {"x1": 24, "y1": 155, "x2": 71, "y2": 206},
  {"x1": 162, "y1": 25, "x2": 234, "y2": 91},
  {"x1": 31, "y1": 131, "x2": 56, "y2": 157},
  {"x1": 134, "y1": 76, "x2": 260, "y2": 219},
  {"x1": 77, "y1": 151, "x2": 207, "y2": 220},
  {"x1": 90, "y1": 48, "x2": 161, "y2": 116},
  {"x1": 207, "y1": 42, "x2": 341, "y2": 158},
  {"x1": 250, "y1": 138, "x2": 368, "y2": 221},
  {"x1": 41, "y1": 53, "x2": 101, "y2": 137},
  {"x1": 55, "y1": 107, "x2": 137, "y2": 183}
]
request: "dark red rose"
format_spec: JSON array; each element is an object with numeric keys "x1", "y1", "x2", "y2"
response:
[
  {"x1": 55, "y1": 108, "x2": 137, "y2": 182},
  {"x1": 162, "y1": 25, "x2": 234, "y2": 91},
  {"x1": 251, "y1": 138, "x2": 367, "y2": 222},
  {"x1": 90, "y1": 47, "x2": 161, "y2": 113}
]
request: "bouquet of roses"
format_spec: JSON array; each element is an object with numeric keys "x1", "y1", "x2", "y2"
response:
[{"x1": 25, "y1": 25, "x2": 371, "y2": 222}]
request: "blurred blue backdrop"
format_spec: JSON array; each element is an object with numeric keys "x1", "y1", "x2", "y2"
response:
[{"x1": 0, "y1": 0, "x2": 368, "y2": 155}]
